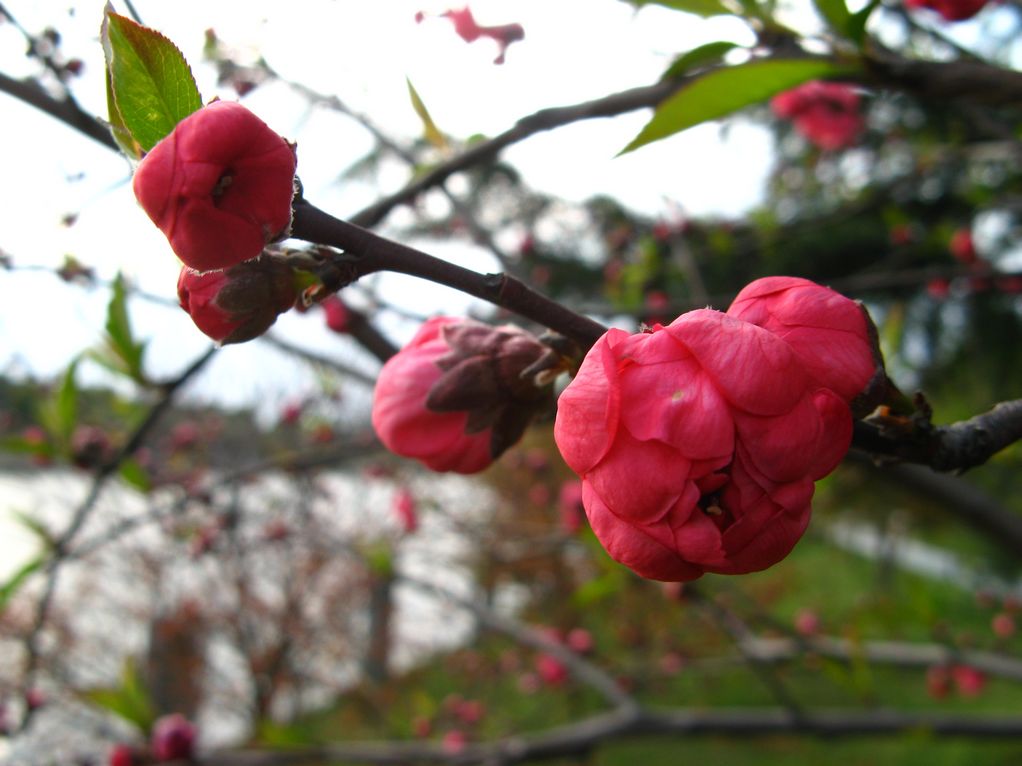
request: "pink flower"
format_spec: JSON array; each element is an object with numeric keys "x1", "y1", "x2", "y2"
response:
[
  {"x1": 566, "y1": 627, "x2": 594, "y2": 654},
  {"x1": 927, "y1": 277, "x2": 951, "y2": 300},
  {"x1": 419, "y1": 6, "x2": 524, "y2": 64},
  {"x1": 151, "y1": 713, "x2": 196, "y2": 761},
  {"x1": 133, "y1": 101, "x2": 296, "y2": 272},
  {"x1": 554, "y1": 309, "x2": 853, "y2": 581},
  {"x1": 393, "y1": 487, "x2": 419, "y2": 533},
  {"x1": 371, "y1": 317, "x2": 552, "y2": 473},
  {"x1": 322, "y1": 295, "x2": 351, "y2": 333},
  {"x1": 177, "y1": 256, "x2": 298, "y2": 345},
  {"x1": 771, "y1": 81, "x2": 864, "y2": 151},
  {"x1": 726, "y1": 277, "x2": 879, "y2": 407},
  {"x1": 905, "y1": 0, "x2": 988, "y2": 20}
]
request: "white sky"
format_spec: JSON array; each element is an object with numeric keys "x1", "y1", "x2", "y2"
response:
[{"x1": 1, "y1": 0, "x2": 775, "y2": 416}]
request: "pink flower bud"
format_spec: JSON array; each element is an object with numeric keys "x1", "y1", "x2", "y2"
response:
[
  {"x1": 554, "y1": 307, "x2": 854, "y2": 581},
  {"x1": 951, "y1": 665, "x2": 986, "y2": 697},
  {"x1": 793, "y1": 608, "x2": 821, "y2": 636},
  {"x1": 133, "y1": 101, "x2": 296, "y2": 272},
  {"x1": 177, "y1": 256, "x2": 298, "y2": 345},
  {"x1": 949, "y1": 228, "x2": 978, "y2": 265},
  {"x1": 727, "y1": 277, "x2": 881, "y2": 408},
  {"x1": 393, "y1": 487, "x2": 419, "y2": 533},
  {"x1": 770, "y1": 81, "x2": 863, "y2": 151},
  {"x1": 371, "y1": 317, "x2": 554, "y2": 474},
  {"x1": 535, "y1": 653, "x2": 568, "y2": 686},
  {"x1": 108, "y1": 744, "x2": 140, "y2": 766},
  {"x1": 905, "y1": 0, "x2": 988, "y2": 20},
  {"x1": 322, "y1": 295, "x2": 352, "y2": 333},
  {"x1": 992, "y1": 612, "x2": 1016, "y2": 638},
  {"x1": 566, "y1": 627, "x2": 593, "y2": 654},
  {"x1": 151, "y1": 713, "x2": 196, "y2": 760},
  {"x1": 441, "y1": 729, "x2": 468, "y2": 753},
  {"x1": 71, "y1": 425, "x2": 111, "y2": 469}
]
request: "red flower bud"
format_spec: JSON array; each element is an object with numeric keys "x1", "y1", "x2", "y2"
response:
[
  {"x1": 554, "y1": 307, "x2": 854, "y2": 581},
  {"x1": 133, "y1": 101, "x2": 296, "y2": 272},
  {"x1": 771, "y1": 81, "x2": 863, "y2": 151},
  {"x1": 421, "y1": 6, "x2": 524, "y2": 64},
  {"x1": 371, "y1": 317, "x2": 555, "y2": 474},
  {"x1": 949, "y1": 228, "x2": 978, "y2": 265},
  {"x1": 177, "y1": 256, "x2": 298, "y2": 344},
  {"x1": 322, "y1": 295, "x2": 352, "y2": 333},
  {"x1": 151, "y1": 713, "x2": 195, "y2": 761},
  {"x1": 393, "y1": 487, "x2": 419, "y2": 533},
  {"x1": 905, "y1": 0, "x2": 988, "y2": 21}
]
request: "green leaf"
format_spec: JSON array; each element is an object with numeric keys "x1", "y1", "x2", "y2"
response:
[
  {"x1": 0, "y1": 556, "x2": 44, "y2": 612},
  {"x1": 39, "y1": 359, "x2": 80, "y2": 446},
  {"x1": 632, "y1": 0, "x2": 735, "y2": 18},
  {"x1": 11, "y1": 511, "x2": 55, "y2": 548},
  {"x1": 621, "y1": 58, "x2": 862, "y2": 154},
  {"x1": 105, "y1": 64, "x2": 142, "y2": 159},
  {"x1": 100, "y1": 273, "x2": 147, "y2": 384},
  {"x1": 101, "y1": 7, "x2": 202, "y2": 153},
  {"x1": 847, "y1": 0, "x2": 880, "y2": 45},
  {"x1": 119, "y1": 459, "x2": 151, "y2": 493},
  {"x1": 812, "y1": 0, "x2": 851, "y2": 35},
  {"x1": 81, "y1": 659, "x2": 154, "y2": 730},
  {"x1": 406, "y1": 78, "x2": 447, "y2": 150},
  {"x1": 661, "y1": 41, "x2": 740, "y2": 81}
]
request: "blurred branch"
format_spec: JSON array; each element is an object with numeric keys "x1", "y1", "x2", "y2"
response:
[
  {"x1": 349, "y1": 78, "x2": 681, "y2": 229},
  {"x1": 399, "y1": 576, "x2": 638, "y2": 712},
  {"x1": 19, "y1": 347, "x2": 216, "y2": 726},
  {"x1": 202, "y1": 707, "x2": 1022, "y2": 765}
]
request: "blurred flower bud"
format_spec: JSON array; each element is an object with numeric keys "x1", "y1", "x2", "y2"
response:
[
  {"x1": 322, "y1": 295, "x2": 351, "y2": 333},
  {"x1": 151, "y1": 713, "x2": 196, "y2": 761}
]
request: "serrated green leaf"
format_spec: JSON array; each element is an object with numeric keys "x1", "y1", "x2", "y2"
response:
[
  {"x1": 0, "y1": 556, "x2": 44, "y2": 612},
  {"x1": 662, "y1": 41, "x2": 740, "y2": 80},
  {"x1": 101, "y1": 8, "x2": 202, "y2": 152},
  {"x1": 621, "y1": 58, "x2": 862, "y2": 154},
  {"x1": 812, "y1": 0, "x2": 852, "y2": 35},
  {"x1": 633, "y1": 0, "x2": 735, "y2": 18},
  {"x1": 105, "y1": 63, "x2": 142, "y2": 159},
  {"x1": 406, "y1": 78, "x2": 447, "y2": 150}
]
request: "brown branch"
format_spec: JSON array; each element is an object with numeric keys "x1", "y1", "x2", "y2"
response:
[
  {"x1": 865, "y1": 48, "x2": 1022, "y2": 106},
  {"x1": 0, "y1": 70, "x2": 118, "y2": 152},
  {"x1": 853, "y1": 398, "x2": 1022, "y2": 473},
  {"x1": 290, "y1": 201, "x2": 608, "y2": 349}
]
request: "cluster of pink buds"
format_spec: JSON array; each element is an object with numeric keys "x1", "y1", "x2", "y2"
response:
[
  {"x1": 132, "y1": 101, "x2": 301, "y2": 344},
  {"x1": 771, "y1": 81, "x2": 864, "y2": 151}
]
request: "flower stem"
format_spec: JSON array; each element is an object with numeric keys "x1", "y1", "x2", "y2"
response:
[{"x1": 290, "y1": 200, "x2": 608, "y2": 350}]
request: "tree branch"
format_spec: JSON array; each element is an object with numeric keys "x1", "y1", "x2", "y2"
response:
[{"x1": 290, "y1": 201, "x2": 608, "y2": 349}]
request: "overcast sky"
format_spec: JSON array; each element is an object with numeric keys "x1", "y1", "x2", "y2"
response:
[{"x1": 0, "y1": 0, "x2": 809, "y2": 416}]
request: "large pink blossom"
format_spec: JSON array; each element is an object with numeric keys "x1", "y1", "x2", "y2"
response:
[
  {"x1": 726, "y1": 276, "x2": 878, "y2": 405},
  {"x1": 133, "y1": 101, "x2": 296, "y2": 272},
  {"x1": 554, "y1": 309, "x2": 853, "y2": 581},
  {"x1": 771, "y1": 81, "x2": 864, "y2": 151}
]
